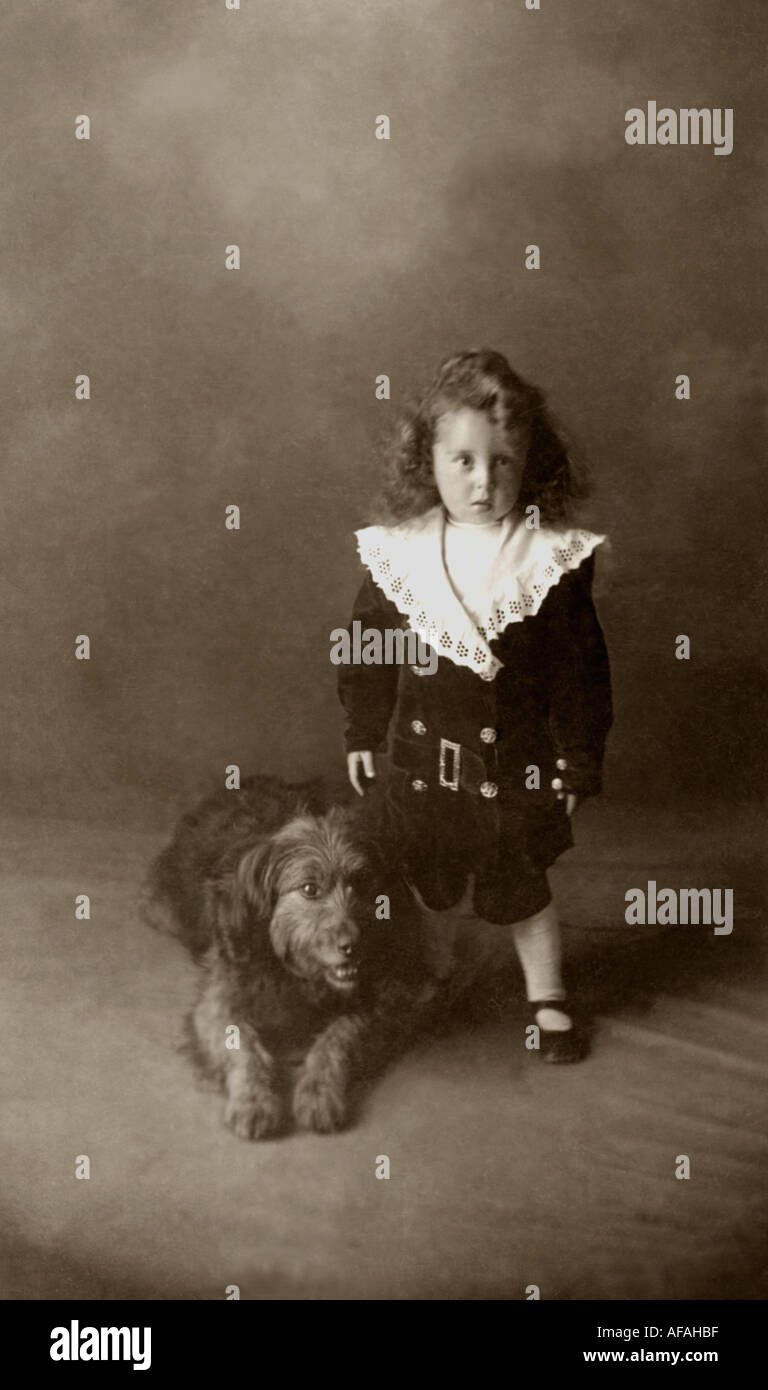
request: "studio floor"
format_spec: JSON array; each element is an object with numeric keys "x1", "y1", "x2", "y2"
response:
[{"x1": 1, "y1": 799, "x2": 765, "y2": 1301}]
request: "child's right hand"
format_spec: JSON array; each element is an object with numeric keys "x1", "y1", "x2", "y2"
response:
[{"x1": 347, "y1": 751, "x2": 375, "y2": 797}]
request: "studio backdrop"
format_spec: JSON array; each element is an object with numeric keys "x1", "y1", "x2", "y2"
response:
[{"x1": 2, "y1": 0, "x2": 763, "y2": 823}]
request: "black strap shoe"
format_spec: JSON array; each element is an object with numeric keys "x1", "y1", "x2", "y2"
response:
[{"x1": 530, "y1": 1000, "x2": 590, "y2": 1064}]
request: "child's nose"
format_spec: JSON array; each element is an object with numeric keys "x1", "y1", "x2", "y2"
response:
[{"x1": 472, "y1": 461, "x2": 492, "y2": 495}]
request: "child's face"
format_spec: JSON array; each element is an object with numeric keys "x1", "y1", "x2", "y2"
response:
[{"x1": 431, "y1": 407, "x2": 527, "y2": 525}]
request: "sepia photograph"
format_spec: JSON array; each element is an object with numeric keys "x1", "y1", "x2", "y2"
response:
[{"x1": 1, "y1": 0, "x2": 765, "y2": 1342}]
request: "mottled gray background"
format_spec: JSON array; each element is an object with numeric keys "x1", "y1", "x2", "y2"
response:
[
  {"x1": 2, "y1": 0, "x2": 764, "y2": 822},
  {"x1": 2, "y1": 0, "x2": 767, "y2": 1310}
]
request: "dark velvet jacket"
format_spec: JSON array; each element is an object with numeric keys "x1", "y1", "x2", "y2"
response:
[{"x1": 338, "y1": 550, "x2": 612, "y2": 923}]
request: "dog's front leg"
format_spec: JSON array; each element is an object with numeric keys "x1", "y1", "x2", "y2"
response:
[
  {"x1": 292, "y1": 1014, "x2": 367, "y2": 1134},
  {"x1": 221, "y1": 1023, "x2": 284, "y2": 1140},
  {"x1": 192, "y1": 986, "x2": 283, "y2": 1139}
]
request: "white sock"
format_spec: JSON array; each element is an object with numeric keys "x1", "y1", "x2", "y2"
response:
[{"x1": 512, "y1": 903, "x2": 572, "y2": 1031}]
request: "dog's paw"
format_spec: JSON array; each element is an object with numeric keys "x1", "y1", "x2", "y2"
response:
[
  {"x1": 224, "y1": 1088, "x2": 283, "y2": 1141},
  {"x1": 292, "y1": 1073, "x2": 348, "y2": 1134}
]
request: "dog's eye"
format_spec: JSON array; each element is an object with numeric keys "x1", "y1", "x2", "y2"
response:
[{"x1": 300, "y1": 882, "x2": 319, "y2": 899}]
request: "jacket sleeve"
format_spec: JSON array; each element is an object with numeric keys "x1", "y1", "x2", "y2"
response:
[
  {"x1": 337, "y1": 571, "x2": 402, "y2": 753},
  {"x1": 543, "y1": 551, "x2": 613, "y2": 798}
]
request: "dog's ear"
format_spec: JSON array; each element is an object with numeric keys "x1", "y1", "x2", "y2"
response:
[{"x1": 204, "y1": 840, "x2": 279, "y2": 965}]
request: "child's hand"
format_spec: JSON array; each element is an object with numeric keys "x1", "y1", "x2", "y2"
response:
[
  {"x1": 552, "y1": 766, "x2": 580, "y2": 817},
  {"x1": 555, "y1": 788, "x2": 579, "y2": 816},
  {"x1": 347, "y1": 750, "x2": 375, "y2": 797}
]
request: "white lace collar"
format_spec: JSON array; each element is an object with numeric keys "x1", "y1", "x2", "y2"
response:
[{"x1": 355, "y1": 506, "x2": 605, "y2": 679}]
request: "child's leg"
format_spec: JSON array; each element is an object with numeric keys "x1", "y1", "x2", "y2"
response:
[{"x1": 511, "y1": 902, "x2": 573, "y2": 1031}]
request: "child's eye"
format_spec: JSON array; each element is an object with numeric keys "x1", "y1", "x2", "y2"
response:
[
  {"x1": 494, "y1": 455, "x2": 514, "y2": 468},
  {"x1": 457, "y1": 454, "x2": 473, "y2": 468}
]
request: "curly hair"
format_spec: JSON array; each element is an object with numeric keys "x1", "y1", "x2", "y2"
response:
[{"x1": 373, "y1": 348, "x2": 589, "y2": 528}]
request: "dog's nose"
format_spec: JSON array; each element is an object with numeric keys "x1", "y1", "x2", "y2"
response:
[{"x1": 335, "y1": 923, "x2": 359, "y2": 956}]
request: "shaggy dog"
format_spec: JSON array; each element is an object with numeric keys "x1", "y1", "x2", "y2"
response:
[{"x1": 144, "y1": 776, "x2": 429, "y2": 1139}]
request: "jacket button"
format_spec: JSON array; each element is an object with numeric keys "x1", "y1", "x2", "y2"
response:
[
  {"x1": 479, "y1": 781, "x2": 498, "y2": 799},
  {"x1": 411, "y1": 778, "x2": 428, "y2": 793},
  {"x1": 551, "y1": 778, "x2": 563, "y2": 790},
  {"x1": 479, "y1": 727, "x2": 497, "y2": 744},
  {"x1": 555, "y1": 758, "x2": 568, "y2": 771},
  {"x1": 411, "y1": 720, "x2": 427, "y2": 735}
]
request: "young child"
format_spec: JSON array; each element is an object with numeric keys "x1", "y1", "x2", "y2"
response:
[{"x1": 337, "y1": 349, "x2": 612, "y2": 1062}]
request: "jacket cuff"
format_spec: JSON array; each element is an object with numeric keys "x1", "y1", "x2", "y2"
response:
[
  {"x1": 344, "y1": 729, "x2": 389, "y2": 755},
  {"x1": 551, "y1": 750, "x2": 603, "y2": 799}
]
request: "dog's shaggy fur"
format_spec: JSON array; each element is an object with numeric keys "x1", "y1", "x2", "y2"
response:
[{"x1": 144, "y1": 776, "x2": 430, "y2": 1139}]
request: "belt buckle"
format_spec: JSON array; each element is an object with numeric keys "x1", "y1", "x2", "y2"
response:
[{"x1": 439, "y1": 737, "x2": 461, "y2": 791}]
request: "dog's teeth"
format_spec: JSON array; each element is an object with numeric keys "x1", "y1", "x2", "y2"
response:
[{"x1": 333, "y1": 964, "x2": 358, "y2": 980}]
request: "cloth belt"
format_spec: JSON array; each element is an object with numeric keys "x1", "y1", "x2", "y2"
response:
[{"x1": 392, "y1": 735, "x2": 491, "y2": 796}]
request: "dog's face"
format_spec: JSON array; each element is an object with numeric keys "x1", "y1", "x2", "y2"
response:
[{"x1": 222, "y1": 807, "x2": 382, "y2": 994}]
